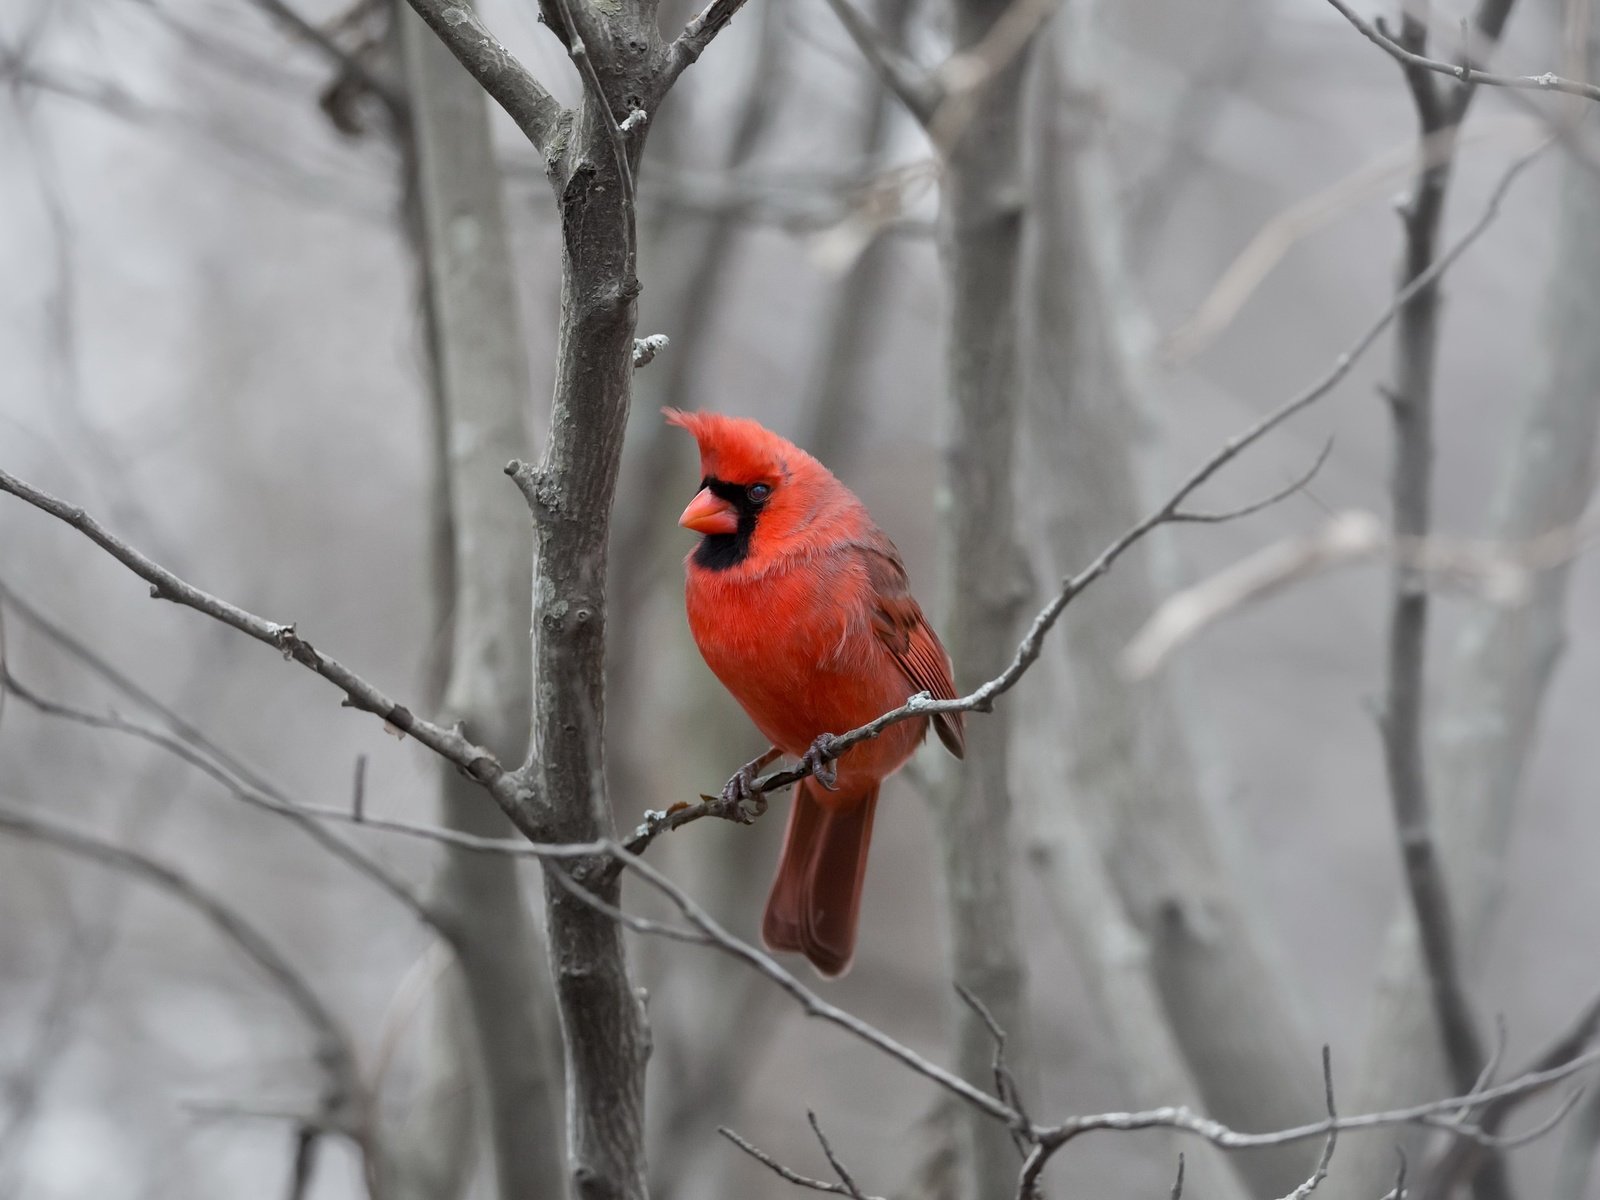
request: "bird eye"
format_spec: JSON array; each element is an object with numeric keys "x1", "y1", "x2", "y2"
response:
[{"x1": 747, "y1": 483, "x2": 772, "y2": 502}]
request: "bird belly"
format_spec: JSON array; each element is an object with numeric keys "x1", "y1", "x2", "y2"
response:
[{"x1": 686, "y1": 574, "x2": 925, "y2": 793}]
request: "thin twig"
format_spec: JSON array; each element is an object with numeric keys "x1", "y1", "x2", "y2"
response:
[
  {"x1": 1278, "y1": 1048, "x2": 1338, "y2": 1200},
  {"x1": 955, "y1": 981, "x2": 1033, "y2": 1141},
  {"x1": 180, "y1": 790, "x2": 1599, "y2": 1187},
  {"x1": 1166, "y1": 437, "x2": 1334, "y2": 524},
  {"x1": 1121, "y1": 514, "x2": 1594, "y2": 678},
  {"x1": 719, "y1": 1126, "x2": 890, "y2": 1199},
  {"x1": 818, "y1": 0, "x2": 942, "y2": 122},
  {"x1": 1324, "y1": 0, "x2": 1600, "y2": 103},
  {"x1": 1161, "y1": 118, "x2": 1542, "y2": 361},
  {"x1": 0, "y1": 666, "x2": 439, "y2": 928},
  {"x1": 601, "y1": 837, "x2": 1600, "y2": 1164},
  {"x1": 1422, "y1": 985, "x2": 1600, "y2": 1196},
  {"x1": 1009, "y1": 1048, "x2": 1600, "y2": 1196},
  {"x1": 243, "y1": 0, "x2": 404, "y2": 118},
  {"x1": 807, "y1": 1110, "x2": 868, "y2": 1199}
]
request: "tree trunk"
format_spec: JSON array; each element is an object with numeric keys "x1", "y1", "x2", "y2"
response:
[
  {"x1": 394, "y1": 9, "x2": 567, "y2": 1197},
  {"x1": 932, "y1": 10, "x2": 1036, "y2": 1198},
  {"x1": 1337, "y1": 23, "x2": 1600, "y2": 1198},
  {"x1": 528, "y1": 87, "x2": 656, "y2": 1200},
  {"x1": 1020, "y1": 14, "x2": 1323, "y2": 1195}
]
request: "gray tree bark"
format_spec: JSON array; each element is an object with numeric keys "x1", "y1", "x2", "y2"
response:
[
  {"x1": 931, "y1": 11, "x2": 1037, "y2": 1199},
  {"x1": 397, "y1": 1, "x2": 743, "y2": 1194},
  {"x1": 516, "y1": 22, "x2": 667, "y2": 1198},
  {"x1": 392, "y1": 9, "x2": 567, "y2": 1199}
]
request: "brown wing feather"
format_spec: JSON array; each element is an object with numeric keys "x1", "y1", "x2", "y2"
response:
[{"x1": 858, "y1": 536, "x2": 966, "y2": 759}]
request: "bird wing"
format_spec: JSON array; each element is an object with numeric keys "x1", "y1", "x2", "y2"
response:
[{"x1": 856, "y1": 534, "x2": 966, "y2": 759}]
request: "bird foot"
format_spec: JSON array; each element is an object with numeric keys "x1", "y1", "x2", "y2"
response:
[
  {"x1": 802, "y1": 733, "x2": 841, "y2": 792},
  {"x1": 719, "y1": 750, "x2": 777, "y2": 823}
]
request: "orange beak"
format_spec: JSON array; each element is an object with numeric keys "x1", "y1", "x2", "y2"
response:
[{"x1": 678, "y1": 487, "x2": 740, "y2": 536}]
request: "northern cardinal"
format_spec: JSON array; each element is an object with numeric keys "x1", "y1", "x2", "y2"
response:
[{"x1": 666, "y1": 408, "x2": 965, "y2": 977}]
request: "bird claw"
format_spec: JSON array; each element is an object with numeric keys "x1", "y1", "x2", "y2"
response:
[
  {"x1": 803, "y1": 734, "x2": 840, "y2": 792},
  {"x1": 720, "y1": 761, "x2": 768, "y2": 823}
]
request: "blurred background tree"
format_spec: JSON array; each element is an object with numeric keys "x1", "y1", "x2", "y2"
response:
[{"x1": 2, "y1": 0, "x2": 1600, "y2": 1196}]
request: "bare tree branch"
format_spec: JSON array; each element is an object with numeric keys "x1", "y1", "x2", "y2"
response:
[
  {"x1": 585, "y1": 835, "x2": 1599, "y2": 1195},
  {"x1": 1012, "y1": 1048, "x2": 1600, "y2": 1195},
  {"x1": 719, "y1": 1126, "x2": 890, "y2": 1199},
  {"x1": 397, "y1": 0, "x2": 567, "y2": 154},
  {"x1": 0, "y1": 665, "x2": 439, "y2": 929},
  {"x1": 1420, "y1": 987, "x2": 1600, "y2": 1197},
  {"x1": 0, "y1": 465, "x2": 523, "y2": 804},
  {"x1": 156, "y1": 778, "x2": 1598, "y2": 1195},
  {"x1": 954, "y1": 981, "x2": 1032, "y2": 1138},
  {"x1": 1122, "y1": 514, "x2": 1592, "y2": 678},
  {"x1": 1380, "y1": 32, "x2": 1490, "y2": 1126},
  {"x1": 666, "y1": 0, "x2": 757, "y2": 81},
  {"x1": 241, "y1": 0, "x2": 404, "y2": 119},
  {"x1": 818, "y1": 0, "x2": 943, "y2": 122},
  {"x1": 488, "y1": 0, "x2": 735, "y2": 1188},
  {"x1": 1164, "y1": 436, "x2": 1334, "y2": 524},
  {"x1": 1279, "y1": 1049, "x2": 1339, "y2": 1200},
  {"x1": 1323, "y1": 0, "x2": 1600, "y2": 104},
  {"x1": 1161, "y1": 117, "x2": 1542, "y2": 363},
  {"x1": 807, "y1": 1111, "x2": 869, "y2": 1200}
]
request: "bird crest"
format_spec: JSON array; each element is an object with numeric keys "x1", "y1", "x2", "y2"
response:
[{"x1": 663, "y1": 407, "x2": 805, "y2": 486}]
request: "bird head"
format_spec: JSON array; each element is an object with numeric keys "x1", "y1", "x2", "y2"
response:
[{"x1": 663, "y1": 408, "x2": 841, "y2": 571}]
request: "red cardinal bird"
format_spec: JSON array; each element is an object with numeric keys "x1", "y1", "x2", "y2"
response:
[{"x1": 666, "y1": 409, "x2": 965, "y2": 977}]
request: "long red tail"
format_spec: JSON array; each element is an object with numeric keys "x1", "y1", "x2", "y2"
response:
[{"x1": 761, "y1": 779, "x2": 879, "y2": 978}]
